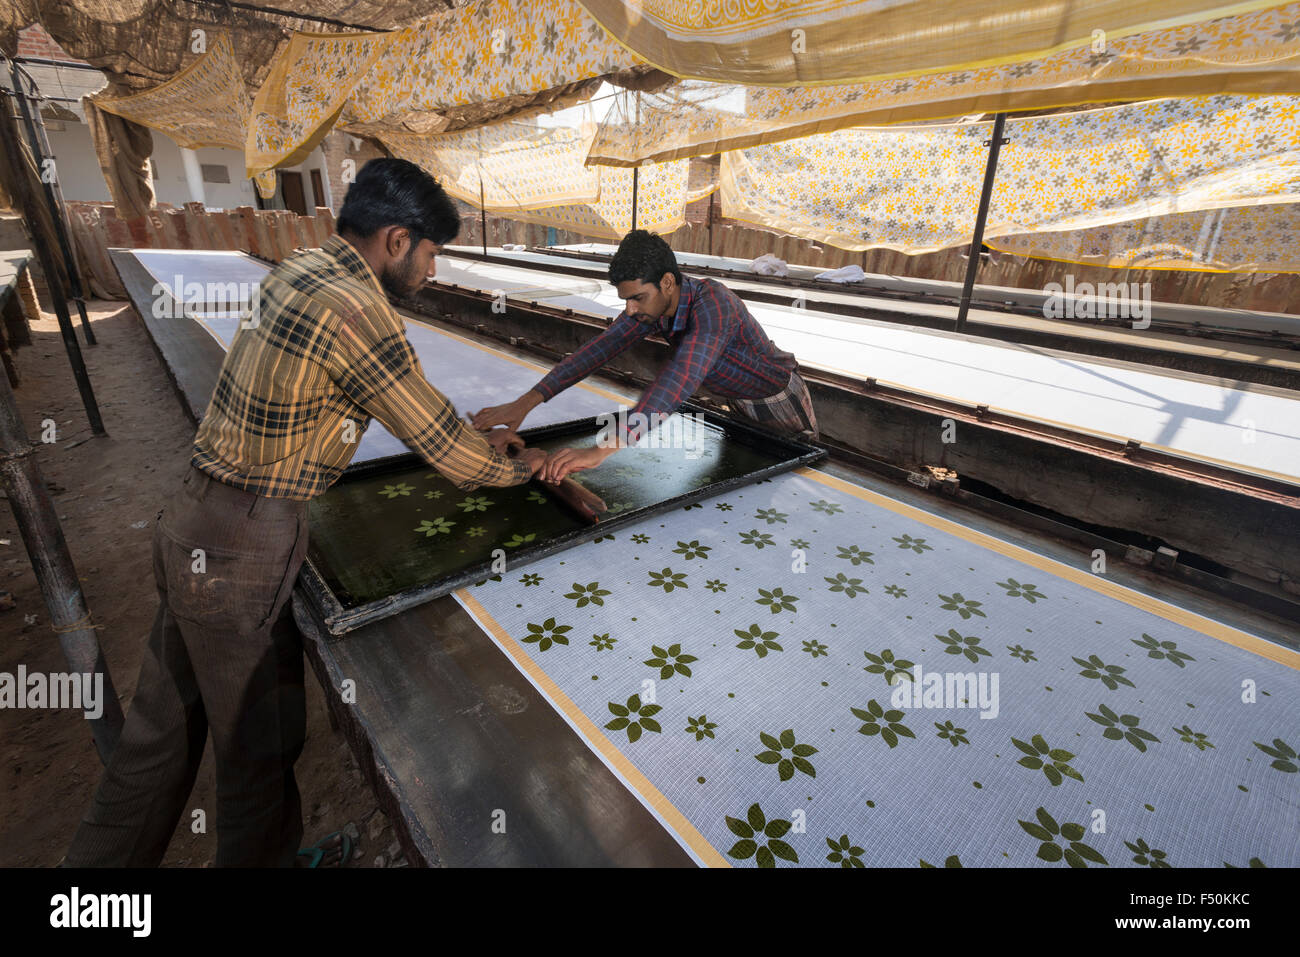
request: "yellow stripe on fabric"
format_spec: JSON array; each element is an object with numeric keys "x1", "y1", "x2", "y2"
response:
[
  {"x1": 456, "y1": 590, "x2": 731, "y2": 867},
  {"x1": 798, "y1": 467, "x2": 1300, "y2": 670}
]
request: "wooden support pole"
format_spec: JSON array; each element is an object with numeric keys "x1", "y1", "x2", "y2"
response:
[
  {"x1": 0, "y1": 365, "x2": 124, "y2": 763},
  {"x1": 955, "y1": 112, "x2": 1008, "y2": 333}
]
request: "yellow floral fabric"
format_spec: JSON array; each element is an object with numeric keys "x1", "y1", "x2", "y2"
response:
[
  {"x1": 381, "y1": 121, "x2": 601, "y2": 209},
  {"x1": 91, "y1": 34, "x2": 277, "y2": 199},
  {"x1": 574, "y1": 0, "x2": 1275, "y2": 86},
  {"x1": 989, "y1": 205, "x2": 1300, "y2": 273},
  {"x1": 720, "y1": 95, "x2": 1300, "y2": 255},
  {"x1": 347, "y1": 0, "x2": 635, "y2": 123},
  {"x1": 245, "y1": 30, "x2": 394, "y2": 179},
  {"x1": 587, "y1": 3, "x2": 1300, "y2": 167}
]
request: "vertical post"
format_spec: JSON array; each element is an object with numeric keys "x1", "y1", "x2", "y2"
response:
[
  {"x1": 0, "y1": 366, "x2": 124, "y2": 763},
  {"x1": 707, "y1": 189, "x2": 715, "y2": 257},
  {"x1": 9, "y1": 62, "x2": 97, "y2": 346},
  {"x1": 955, "y1": 112, "x2": 1008, "y2": 333},
  {"x1": 479, "y1": 174, "x2": 488, "y2": 258},
  {"x1": 630, "y1": 91, "x2": 640, "y2": 233},
  {"x1": 1, "y1": 70, "x2": 105, "y2": 435}
]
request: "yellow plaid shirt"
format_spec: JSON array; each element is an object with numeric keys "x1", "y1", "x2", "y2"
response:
[{"x1": 192, "y1": 234, "x2": 532, "y2": 500}]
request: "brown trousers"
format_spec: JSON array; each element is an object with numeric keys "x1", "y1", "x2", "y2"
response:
[{"x1": 65, "y1": 466, "x2": 309, "y2": 867}]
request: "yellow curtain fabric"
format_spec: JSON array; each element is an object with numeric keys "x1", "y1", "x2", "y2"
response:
[
  {"x1": 245, "y1": 30, "x2": 393, "y2": 179},
  {"x1": 573, "y1": 0, "x2": 1277, "y2": 86},
  {"x1": 719, "y1": 95, "x2": 1300, "y2": 254},
  {"x1": 91, "y1": 34, "x2": 278, "y2": 199},
  {"x1": 989, "y1": 205, "x2": 1300, "y2": 273},
  {"x1": 381, "y1": 121, "x2": 602, "y2": 209},
  {"x1": 587, "y1": 3, "x2": 1300, "y2": 167},
  {"x1": 346, "y1": 0, "x2": 636, "y2": 123},
  {"x1": 384, "y1": 113, "x2": 693, "y2": 239}
]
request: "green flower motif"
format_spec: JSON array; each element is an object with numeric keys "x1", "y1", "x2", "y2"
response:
[
  {"x1": 938, "y1": 591, "x2": 986, "y2": 620},
  {"x1": 608, "y1": 502, "x2": 635, "y2": 514},
  {"x1": 380, "y1": 482, "x2": 415, "y2": 498},
  {"x1": 1253, "y1": 738, "x2": 1298, "y2": 773},
  {"x1": 1007, "y1": 644, "x2": 1037, "y2": 662},
  {"x1": 413, "y1": 517, "x2": 456, "y2": 537},
  {"x1": 790, "y1": 538, "x2": 810, "y2": 549},
  {"x1": 456, "y1": 495, "x2": 493, "y2": 512},
  {"x1": 851, "y1": 700, "x2": 914, "y2": 748},
  {"x1": 630, "y1": 533, "x2": 650, "y2": 544},
  {"x1": 523, "y1": 617, "x2": 571, "y2": 652},
  {"x1": 754, "y1": 508, "x2": 789, "y2": 524},
  {"x1": 423, "y1": 490, "x2": 442, "y2": 500},
  {"x1": 1086, "y1": 704, "x2": 1160, "y2": 752},
  {"x1": 714, "y1": 502, "x2": 733, "y2": 511},
  {"x1": 1223, "y1": 858, "x2": 1267, "y2": 869},
  {"x1": 644, "y1": 643, "x2": 698, "y2": 679},
  {"x1": 1125, "y1": 839, "x2": 1170, "y2": 868},
  {"x1": 564, "y1": 581, "x2": 611, "y2": 607},
  {"x1": 1172, "y1": 725, "x2": 1214, "y2": 750},
  {"x1": 1131, "y1": 633, "x2": 1195, "y2": 668},
  {"x1": 809, "y1": 499, "x2": 843, "y2": 515},
  {"x1": 919, "y1": 855, "x2": 963, "y2": 868},
  {"x1": 755, "y1": 587, "x2": 798, "y2": 614},
  {"x1": 739, "y1": 529, "x2": 776, "y2": 549},
  {"x1": 464, "y1": 526, "x2": 486, "y2": 538},
  {"x1": 592, "y1": 532, "x2": 615, "y2": 543},
  {"x1": 504, "y1": 532, "x2": 536, "y2": 548},
  {"x1": 685, "y1": 714, "x2": 716, "y2": 740},
  {"x1": 647, "y1": 567, "x2": 688, "y2": 592},
  {"x1": 604, "y1": 694, "x2": 662, "y2": 743},
  {"x1": 863, "y1": 649, "x2": 915, "y2": 685},
  {"x1": 893, "y1": 534, "x2": 932, "y2": 553},
  {"x1": 735, "y1": 624, "x2": 783, "y2": 658},
  {"x1": 1018, "y1": 807, "x2": 1108, "y2": 868},
  {"x1": 673, "y1": 539, "x2": 712, "y2": 560},
  {"x1": 519, "y1": 573, "x2": 542, "y2": 586},
  {"x1": 825, "y1": 572, "x2": 867, "y2": 597},
  {"x1": 725, "y1": 804, "x2": 799, "y2": 868},
  {"x1": 755, "y1": 728, "x2": 818, "y2": 781},
  {"x1": 525, "y1": 490, "x2": 548, "y2": 504},
  {"x1": 935, "y1": 721, "x2": 969, "y2": 747},
  {"x1": 473, "y1": 574, "x2": 502, "y2": 587},
  {"x1": 704, "y1": 579, "x2": 728, "y2": 593},
  {"x1": 883, "y1": 584, "x2": 907, "y2": 598},
  {"x1": 802, "y1": 639, "x2": 828, "y2": 658},
  {"x1": 936, "y1": 629, "x2": 991, "y2": 663},
  {"x1": 589, "y1": 633, "x2": 615, "y2": 651},
  {"x1": 836, "y1": 545, "x2": 875, "y2": 566},
  {"x1": 826, "y1": 835, "x2": 865, "y2": 868},
  {"x1": 1012, "y1": 734, "x2": 1084, "y2": 786},
  {"x1": 997, "y1": 577, "x2": 1047, "y2": 602},
  {"x1": 1074, "y1": 654, "x2": 1135, "y2": 690}
]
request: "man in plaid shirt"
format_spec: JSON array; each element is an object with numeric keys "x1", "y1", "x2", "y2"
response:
[
  {"x1": 66, "y1": 159, "x2": 546, "y2": 868},
  {"x1": 473, "y1": 230, "x2": 819, "y2": 482}
]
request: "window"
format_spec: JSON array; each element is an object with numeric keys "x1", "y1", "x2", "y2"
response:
[{"x1": 200, "y1": 163, "x2": 230, "y2": 184}]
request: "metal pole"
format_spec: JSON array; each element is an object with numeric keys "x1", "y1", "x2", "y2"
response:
[
  {"x1": 631, "y1": 166, "x2": 639, "y2": 232},
  {"x1": 9, "y1": 62, "x2": 97, "y2": 346},
  {"x1": 955, "y1": 112, "x2": 1008, "y2": 333},
  {"x1": 479, "y1": 174, "x2": 488, "y2": 257},
  {"x1": 0, "y1": 71, "x2": 106, "y2": 435},
  {"x1": 0, "y1": 366, "x2": 123, "y2": 763}
]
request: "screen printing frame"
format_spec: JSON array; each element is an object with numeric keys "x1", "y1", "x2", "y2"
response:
[{"x1": 298, "y1": 402, "x2": 825, "y2": 638}]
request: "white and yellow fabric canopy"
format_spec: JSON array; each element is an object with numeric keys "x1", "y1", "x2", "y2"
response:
[{"x1": 720, "y1": 95, "x2": 1300, "y2": 257}]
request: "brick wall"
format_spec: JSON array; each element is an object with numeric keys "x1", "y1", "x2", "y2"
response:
[{"x1": 15, "y1": 24, "x2": 83, "y2": 62}]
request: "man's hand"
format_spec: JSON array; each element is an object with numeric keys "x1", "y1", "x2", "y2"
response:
[
  {"x1": 515, "y1": 447, "x2": 548, "y2": 477},
  {"x1": 484, "y1": 428, "x2": 525, "y2": 454},
  {"x1": 471, "y1": 390, "x2": 543, "y2": 432},
  {"x1": 540, "y1": 444, "x2": 616, "y2": 484}
]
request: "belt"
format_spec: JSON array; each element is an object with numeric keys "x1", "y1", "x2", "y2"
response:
[{"x1": 183, "y1": 465, "x2": 305, "y2": 518}]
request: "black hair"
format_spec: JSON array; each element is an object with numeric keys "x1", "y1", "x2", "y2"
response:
[
  {"x1": 609, "y1": 229, "x2": 681, "y2": 287},
  {"x1": 336, "y1": 158, "x2": 461, "y2": 246}
]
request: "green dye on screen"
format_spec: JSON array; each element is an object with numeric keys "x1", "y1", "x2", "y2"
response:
[{"x1": 308, "y1": 414, "x2": 781, "y2": 609}]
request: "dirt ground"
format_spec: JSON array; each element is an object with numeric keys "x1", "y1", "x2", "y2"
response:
[{"x1": 0, "y1": 299, "x2": 399, "y2": 867}]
